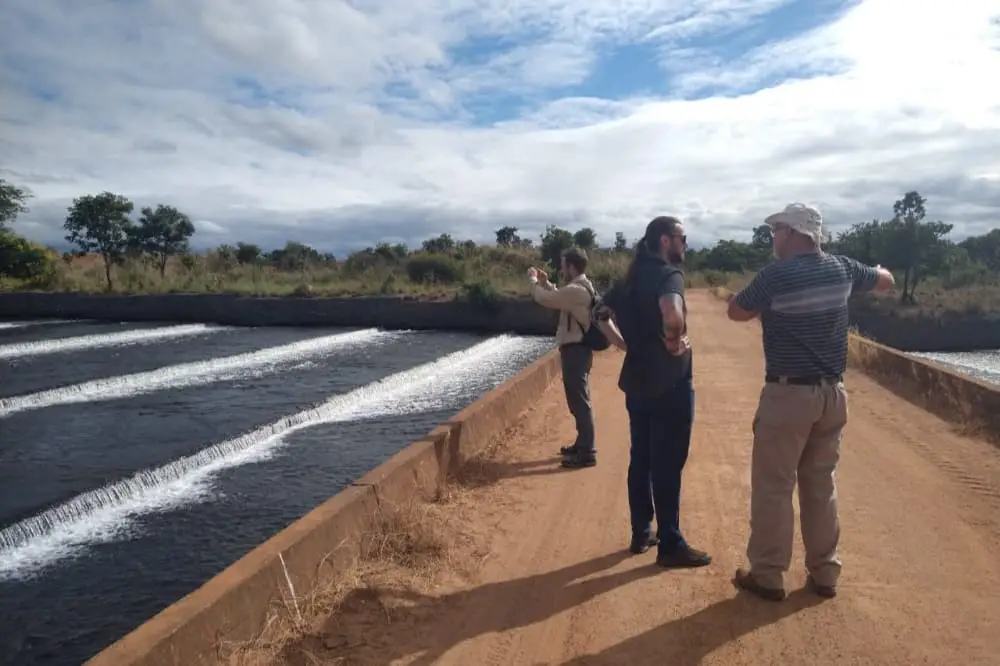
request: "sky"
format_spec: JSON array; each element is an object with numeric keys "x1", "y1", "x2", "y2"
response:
[{"x1": 1, "y1": 0, "x2": 999, "y2": 255}]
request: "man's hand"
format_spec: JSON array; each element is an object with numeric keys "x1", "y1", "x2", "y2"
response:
[
  {"x1": 536, "y1": 268, "x2": 549, "y2": 283},
  {"x1": 527, "y1": 267, "x2": 538, "y2": 280},
  {"x1": 664, "y1": 331, "x2": 691, "y2": 356}
]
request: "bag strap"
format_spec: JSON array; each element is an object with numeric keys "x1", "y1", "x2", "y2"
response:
[{"x1": 568, "y1": 281, "x2": 596, "y2": 334}]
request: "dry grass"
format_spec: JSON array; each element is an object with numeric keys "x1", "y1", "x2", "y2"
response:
[
  {"x1": 8, "y1": 245, "x2": 995, "y2": 316},
  {"x1": 0, "y1": 246, "x2": 760, "y2": 302},
  {"x1": 852, "y1": 280, "x2": 1000, "y2": 320},
  {"x1": 220, "y1": 440, "x2": 518, "y2": 666},
  {"x1": 0, "y1": 246, "x2": 636, "y2": 299}
]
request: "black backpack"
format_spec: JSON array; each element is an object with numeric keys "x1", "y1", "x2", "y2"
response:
[{"x1": 570, "y1": 283, "x2": 611, "y2": 351}]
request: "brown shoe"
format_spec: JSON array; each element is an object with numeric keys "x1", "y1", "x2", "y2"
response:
[
  {"x1": 806, "y1": 575, "x2": 837, "y2": 598},
  {"x1": 733, "y1": 568, "x2": 786, "y2": 601}
]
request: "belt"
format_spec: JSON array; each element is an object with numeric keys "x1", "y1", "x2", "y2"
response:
[{"x1": 765, "y1": 374, "x2": 843, "y2": 386}]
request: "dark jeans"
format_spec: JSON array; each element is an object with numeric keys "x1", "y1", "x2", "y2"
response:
[
  {"x1": 560, "y1": 343, "x2": 595, "y2": 454},
  {"x1": 625, "y1": 378, "x2": 694, "y2": 554}
]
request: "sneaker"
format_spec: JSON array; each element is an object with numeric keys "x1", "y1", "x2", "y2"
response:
[
  {"x1": 656, "y1": 545, "x2": 712, "y2": 569},
  {"x1": 559, "y1": 445, "x2": 577, "y2": 456},
  {"x1": 732, "y1": 568, "x2": 786, "y2": 601}
]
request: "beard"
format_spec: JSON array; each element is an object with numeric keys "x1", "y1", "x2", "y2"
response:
[{"x1": 667, "y1": 250, "x2": 684, "y2": 264}]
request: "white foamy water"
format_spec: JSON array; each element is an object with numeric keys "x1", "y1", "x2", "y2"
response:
[
  {"x1": 0, "y1": 324, "x2": 224, "y2": 360},
  {"x1": 0, "y1": 334, "x2": 530, "y2": 580},
  {"x1": 0, "y1": 328, "x2": 401, "y2": 418},
  {"x1": 0, "y1": 320, "x2": 76, "y2": 330},
  {"x1": 910, "y1": 349, "x2": 1000, "y2": 386}
]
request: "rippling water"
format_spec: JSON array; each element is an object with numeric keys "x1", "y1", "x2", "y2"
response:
[
  {"x1": 0, "y1": 319, "x2": 553, "y2": 666},
  {"x1": 908, "y1": 349, "x2": 1000, "y2": 386}
]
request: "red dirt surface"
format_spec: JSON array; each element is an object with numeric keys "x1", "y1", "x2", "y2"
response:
[{"x1": 300, "y1": 290, "x2": 1000, "y2": 665}]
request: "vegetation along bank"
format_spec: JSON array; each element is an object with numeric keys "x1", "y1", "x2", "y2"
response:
[{"x1": 2, "y1": 181, "x2": 998, "y2": 348}]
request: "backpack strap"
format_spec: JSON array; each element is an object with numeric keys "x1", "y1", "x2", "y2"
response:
[{"x1": 569, "y1": 282, "x2": 596, "y2": 334}]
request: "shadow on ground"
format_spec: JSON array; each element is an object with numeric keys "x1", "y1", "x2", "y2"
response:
[
  {"x1": 281, "y1": 546, "x2": 824, "y2": 666},
  {"x1": 453, "y1": 454, "x2": 574, "y2": 489},
  {"x1": 282, "y1": 551, "x2": 637, "y2": 665},
  {"x1": 555, "y1": 589, "x2": 824, "y2": 665}
]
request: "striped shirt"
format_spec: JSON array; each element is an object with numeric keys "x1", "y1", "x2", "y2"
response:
[{"x1": 734, "y1": 252, "x2": 880, "y2": 377}]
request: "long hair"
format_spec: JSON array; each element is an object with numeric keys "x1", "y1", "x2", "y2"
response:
[{"x1": 623, "y1": 216, "x2": 682, "y2": 286}]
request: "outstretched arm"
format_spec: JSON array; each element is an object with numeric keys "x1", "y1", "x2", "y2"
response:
[{"x1": 843, "y1": 257, "x2": 895, "y2": 294}]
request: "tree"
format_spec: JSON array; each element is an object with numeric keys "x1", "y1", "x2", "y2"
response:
[
  {"x1": 495, "y1": 226, "x2": 520, "y2": 247},
  {"x1": 269, "y1": 241, "x2": 321, "y2": 270},
  {"x1": 572, "y1": 227, "x2": 597, "y2": 250},
  {"x1": 0, "y1": 179, "x2": 31, "y2": 231},
  {"x1": 0, "y1": 230, "x2": 53, "y2": 280},
  {"x1": 880, "y1": 191, "x2": 952, "y2": 304},
  {"x1": 613, "y1": 231, "x2": 628, "y2": 252},
  {"x1": 701, "y1": 239, "x2": 766, "y2": 272},
  {"x1": 373, "y1": 242, "x2": 407, "y2": 263},
  {"x1": 832, "y1": 219, "x2": 885, "y2": 266},
  {"x1": 133, "y1": 204, "x2": 195, "y2": 277},
  {"x1": 959, "y1": 229, "x2": 1000, "y2": 271},
  {"x1": 539, "y1": 225, "x2": 574, "y2": 271},
  {"x1": 64, "y1": 192, "x2": 135, "y2": 290},
  {"x1": 422, "y1": 233, "x2": 455, "y2": 254},
  {"x1": 235, "y1": 242, "x2": 262, "y2": 265},
  {"x1": 750, "y1": 225, "x2": 773, "y2": 249}
]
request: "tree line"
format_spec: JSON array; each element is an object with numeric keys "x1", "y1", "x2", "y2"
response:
[{"x1": 2, "y1": 177, "x2": 998, "y2": 303}]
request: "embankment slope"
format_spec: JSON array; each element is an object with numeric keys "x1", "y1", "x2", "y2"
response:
[
  {"x1": 850, "y1": 302, "x2": 1000, "y2": 351},
  {"x1": 0, "y1": 292, "x2": 558, "y2": 335},
  {"x1": 279, "y1": 290, "x2": 1000, "y2": 665}
]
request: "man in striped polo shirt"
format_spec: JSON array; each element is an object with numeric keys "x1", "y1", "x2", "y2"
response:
[{"x1": 726, "y1": 203, "x2": 895, "y2": 601}]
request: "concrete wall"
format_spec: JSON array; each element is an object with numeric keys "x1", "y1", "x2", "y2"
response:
[
  {"x1": 848, "y1": 334, "x2": 1000, "y2": 440},
  {"x1": 0, "y1": 291, "x2": 560, "y2": 336},
  {"x1": 849, "y1": 305, "x2": 1000, "y2": 352},
  {"x1": 84, "y1": 347, "x2": 563, "y2": 666}
]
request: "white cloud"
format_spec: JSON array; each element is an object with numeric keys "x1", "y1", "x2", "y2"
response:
[{"x1": 1, "y1": 0, "x2": 999, "y2": 254}]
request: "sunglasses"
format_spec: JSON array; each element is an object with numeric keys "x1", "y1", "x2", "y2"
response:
[{"x1": 670, "y1": 233, "x2": 687, "y2": 244}]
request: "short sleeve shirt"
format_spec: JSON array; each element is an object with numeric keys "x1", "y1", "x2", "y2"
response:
[
  {"x1": 602, "y1": 251, "x2": 692, "y2": 398},
  {"x1": 733, "y1": 252, "x2": 880, "y2": 377}
]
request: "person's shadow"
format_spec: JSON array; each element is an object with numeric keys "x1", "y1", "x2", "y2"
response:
[
  {"x1": 282, "y1": 550, "x2": 640, "y2": 665},
  {"x1": 555, "y1": 589, "x2": 824, "y2": 665},
  {"x1": 280, "y1": 550, "x2": 823, "y2": 666}
]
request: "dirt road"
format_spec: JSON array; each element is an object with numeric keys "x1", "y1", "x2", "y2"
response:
[{"x1": 317, "y1": 290, "x2": 1000, "y2": 665}]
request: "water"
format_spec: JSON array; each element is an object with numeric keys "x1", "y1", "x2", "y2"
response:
[
  {"x1": 0, "y1": 319, "x2": 554, "y2": 666},
  {"x1": 909, "y1": 350, "x2": 1000, "y2": 386}
]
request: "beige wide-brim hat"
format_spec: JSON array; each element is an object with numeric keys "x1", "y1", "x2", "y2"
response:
[{"x1": 765, "y1": 203, "x2": 823, "y2": 244}]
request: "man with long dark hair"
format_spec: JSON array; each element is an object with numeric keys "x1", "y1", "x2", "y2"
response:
[{"x1": 594, "y1": 217, "x2": 712, "y2": 568}]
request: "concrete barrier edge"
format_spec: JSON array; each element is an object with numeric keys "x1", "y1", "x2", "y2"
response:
[{"x1": 84, "y1": 346, "x2": 562, "y2": 666}]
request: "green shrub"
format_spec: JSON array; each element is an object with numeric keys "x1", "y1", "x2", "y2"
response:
[
  {"x1": 406, "y1": 254, "x2": 463, "y2": 284},
  {"x1": 702, "y1": 269, "x2": 728, "y2": 287},
  {"x1": 0, "y1": 231, "x2": 54, "y2": 280},
  {"x1": 463, "y1": 279, "x2": 501, "y2": 313}
]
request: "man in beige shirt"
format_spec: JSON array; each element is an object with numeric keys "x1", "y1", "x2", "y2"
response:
[{"x1": 528, "y1": 247, "x2": 599, "y2": 468}]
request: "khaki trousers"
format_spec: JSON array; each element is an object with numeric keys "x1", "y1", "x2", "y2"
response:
[{"x1": 748, "y1": 380, "x2": 848, "y2": 590}]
